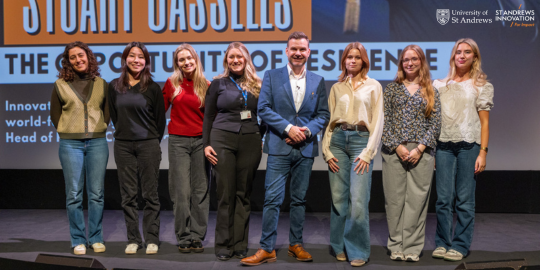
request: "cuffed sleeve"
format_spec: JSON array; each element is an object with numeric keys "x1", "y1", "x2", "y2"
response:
[
  {"x1": 477, "y1": 82, "x2": 494, "y2": 111},
  {"x1": 257, "y1": 70, "x2": 293, "y2": 133},
  {"x1": 419, "y1": 89, "x2": 441, "y2": 149},
  {"x1": 321, "y1": 84, "x2": 337, "y2": 162},
  {"x1": 304, "y1": 77, "x2": 330, "y2": 139},
  {"x1": 50, "y1": 84, "x2": 62, "y2": 129},
  {"x1": 382, "y1": 83, "x2": 399, "y2": 151},
  {"x1": 202, "y1": 79, "x2": 220, "y2": 148},
  {"x1": 359, "y1": 83, "x2": 384, "y2": 163}
]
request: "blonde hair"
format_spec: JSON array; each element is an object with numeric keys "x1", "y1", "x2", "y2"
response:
[
  {"x1": 338, "y1": 42, "x2": 370, "y2": 82},
  {"x1": 214, "y1": 42, "x2": 261, "y2": 98},
  {"x1": 169, "y1": 43, "x2": 208, "y2": 107},
  {"x1": 395, "y1": 44, "x2": 436, "y2": 118},
  {"x1": 445, "y1": 38, "x2": 488, "y2": 88}
]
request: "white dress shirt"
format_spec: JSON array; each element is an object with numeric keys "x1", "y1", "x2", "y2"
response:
[{"x1": 284, "y1": 64, "x2": 308, "y2": 135}]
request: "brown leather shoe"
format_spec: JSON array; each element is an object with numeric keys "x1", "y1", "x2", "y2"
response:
[
  {"x1": 288, "y1": 244, "x2": 313, "y2": 262},
  {"x1": 240, "y1": 249, "x2": 277, "y2": 266}
]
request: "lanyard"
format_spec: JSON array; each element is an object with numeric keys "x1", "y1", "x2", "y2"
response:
[{"x1": 229, "y1": 76, "x2": 248, "y2": 109}]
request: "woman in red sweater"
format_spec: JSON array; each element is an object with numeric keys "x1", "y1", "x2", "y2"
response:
[{"x1": 162, "y1": 43, "x2": 210, "y2": 253}]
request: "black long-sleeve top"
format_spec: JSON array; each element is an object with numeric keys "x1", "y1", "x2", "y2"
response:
[
  {"x1": 108, "y1": 79, "x2": 166, "y2": 142},
  {"x1": 203, "y1": 76, "x2": 261, "y2": 147}
]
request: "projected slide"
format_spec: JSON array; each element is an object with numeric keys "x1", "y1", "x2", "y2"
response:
[{"x1": 1, "y1": 0, "x2": 539, "y2": 170}]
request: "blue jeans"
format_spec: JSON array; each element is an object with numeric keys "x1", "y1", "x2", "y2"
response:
[
  {"x1": 59, "y1": 138, "x2": 108, "y2": 247},
  {"x1": 435, "y1": 141, "x2": 480, "y2": 255},
  {"x1": 260, "y1": 149, "x2": 314, "y2": 252},
  {"x1": 328, "y1": 128, "x2": 372, "y2": 261}
]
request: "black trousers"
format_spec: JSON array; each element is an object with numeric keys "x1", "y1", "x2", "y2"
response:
[
  {"x1": 114, "y1": 139, "x2": 161, "y2": 246},
  {"x1": 211, "y1": 129, "x2": 262, "y2": 255}
]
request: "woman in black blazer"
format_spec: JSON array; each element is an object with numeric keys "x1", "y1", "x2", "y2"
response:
[{"x1": 203, "y1": 42, "x2": 264, "y2": 261}]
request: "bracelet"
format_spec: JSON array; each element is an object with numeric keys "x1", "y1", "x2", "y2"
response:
[
  {"x1": 480, "y1": 147, "x2": 488, "y2": 153},
  {"x1": 415, "y1": 147, "x2": 423, "y2": 154}
]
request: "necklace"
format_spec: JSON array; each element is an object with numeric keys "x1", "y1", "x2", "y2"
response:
[{"x1": 403, "y1": 80, "x2": 418, "y2": 85}]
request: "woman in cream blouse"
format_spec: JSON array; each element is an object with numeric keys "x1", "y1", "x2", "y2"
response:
[
  {"x1": 321, "y1": 42, "x2": 384, "y2": 267},
  {"x1": 432, "y1": 38, "x2": 493, "y2": 262}
]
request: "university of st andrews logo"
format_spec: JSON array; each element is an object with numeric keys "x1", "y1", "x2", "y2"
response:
[{"x1": 437, "y1": 9, "x2": 450, "y2": 25}]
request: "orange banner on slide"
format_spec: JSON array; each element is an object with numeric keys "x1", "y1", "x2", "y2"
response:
[{"x1": 3, "y1": 0, "x2": 311, "y2": 45}]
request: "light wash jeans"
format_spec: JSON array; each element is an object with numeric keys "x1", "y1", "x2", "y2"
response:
[
  {"x1": 59, "y1": 138, "x2": 108, "y2": 247},
  {"x1": 435, "y1": 141, "x2": 480, "y2": 255},
  {"x1": 328, "y1": 128, "x2": 372, "y2": 261}
]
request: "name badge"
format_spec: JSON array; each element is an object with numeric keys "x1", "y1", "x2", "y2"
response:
[{"x1": 240, "y1": 110, "x2": 252, "y2": 120}]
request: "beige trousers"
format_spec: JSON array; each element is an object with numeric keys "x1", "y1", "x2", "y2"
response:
[{"x1": 381, "y1": 142, "x2": 435, "y2": 255}]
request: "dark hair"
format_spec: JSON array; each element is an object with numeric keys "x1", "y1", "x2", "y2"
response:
[
  {"x1": 287, "y1": 31, "x2": 309, "y2": 47},
  {"x1": 58, "y1": 41, "x2": 100, "y2": 82},
  {"x1": 114, "y1": 41, "x2": 153, "y2": 93}
]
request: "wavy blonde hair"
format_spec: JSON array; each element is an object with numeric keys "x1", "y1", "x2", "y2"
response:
[
  {"x1": 214, "y1": 42, "x2": 261, "y2": 97},
  {"x1": 445, "y1": 38, "x2": 488, "y2": 88},
  {"x1": 169, "y1": 43, "x2": 208, "y2": 107},
  {"x1": 395, "y1": 44, "x2": 435, "y2": 118},
  {"x1": 338, "y1": 42, "x2": 370, "y2": 82}
]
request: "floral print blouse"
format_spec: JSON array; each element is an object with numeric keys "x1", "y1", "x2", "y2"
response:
[{"x1": 382, "y1": 82, "x2": 441, "y2": 151}]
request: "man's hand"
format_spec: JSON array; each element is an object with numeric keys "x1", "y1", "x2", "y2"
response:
[
  {"x1": 285, "y1": 138, "x2": 297, "y2": 145},
  {"x1": 288, "y1": 126, "x2": 307, "y2": 143}
]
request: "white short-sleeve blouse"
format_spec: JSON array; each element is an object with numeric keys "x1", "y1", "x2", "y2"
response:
[{"x1": 433, "y1": 79, "x2": 494, "y2": 145}]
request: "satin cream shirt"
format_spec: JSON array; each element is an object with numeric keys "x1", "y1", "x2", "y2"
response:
[{"x1": 322, "y1": 76, "x2": 384, "y2": 163}]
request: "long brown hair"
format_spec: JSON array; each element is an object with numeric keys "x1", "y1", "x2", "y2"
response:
[
  {"x1": 338, "y1": 42, "x2": 370, "y2": 82},
  {"x1": 214, "y1": 42, "x2": 261, "y2": 98},
  {"x1": 395, "y1": 44, "x2": 435, "y2": 118},
  {"x1": 169, "y1": 43, "x2": 208, "y2": 107},
  {"x1": 114, "y1": 41, "x2": 153, "y2": 93},
  {"x1": 446, "y1": 38, "x2": 488, "y2": 88},
  {"x1": 58, "y1": 41, "x2": 100, "y2": 81}
]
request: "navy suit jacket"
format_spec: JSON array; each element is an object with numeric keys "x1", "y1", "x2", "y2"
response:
[{"x1": 258, "y1": 66, "x2": 330, "y2": 157}]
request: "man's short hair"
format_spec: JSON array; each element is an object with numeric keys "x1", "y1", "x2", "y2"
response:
[{"x1": 287, "y1": 31, "x2": 309, "y2": 47}]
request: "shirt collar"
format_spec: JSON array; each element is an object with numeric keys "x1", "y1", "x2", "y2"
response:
[
  {"x1": 345, "y1": 75, "x2": 369, "y2": 86},
  {"x1": 287, "y1": 63, "x2": 306, "y2": 80}
]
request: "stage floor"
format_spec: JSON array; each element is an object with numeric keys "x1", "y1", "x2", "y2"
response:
[{"x1": 0, "y1": 210, "x2": 539, "y2": 269}]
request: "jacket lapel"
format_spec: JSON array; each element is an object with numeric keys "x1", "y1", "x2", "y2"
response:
[
  {"x1": 281, "y1": 66, "x2": 296, "y2": 109},
  {"x1": 298, "y1": 71, "x2": 315, "y2": 112}
]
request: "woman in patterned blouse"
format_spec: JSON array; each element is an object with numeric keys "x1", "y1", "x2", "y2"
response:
[
  {"x1": 431, "y1": 38, "x2": 493, "y2": 262},
  {"x1": 381, "y1": 44, "x2": 441, "y2": 262}
]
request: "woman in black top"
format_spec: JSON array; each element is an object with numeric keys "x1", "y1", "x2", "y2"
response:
[
  {"x1": 203, "y1": 42, "x2": 263, "y2": 261},
  {"x1": 108, "y1": 41, "x2": 166, "y2": 255}
]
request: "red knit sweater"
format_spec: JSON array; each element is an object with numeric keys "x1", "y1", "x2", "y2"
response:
[{"x1": 162, "y1": 78, "x2": 207, "y2": 137}]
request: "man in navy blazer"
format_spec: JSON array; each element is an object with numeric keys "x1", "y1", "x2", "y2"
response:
[{"x1": 241, "y1": 32, "x2": 330, "y2": 266}]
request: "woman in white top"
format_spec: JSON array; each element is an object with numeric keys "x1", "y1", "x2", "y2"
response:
[
  {"x1": 321, "y1": 42, "x2": 384, "y2": 267},
  {"x1": 432, "y1": 38, "x2": 494, "y2": 262}
]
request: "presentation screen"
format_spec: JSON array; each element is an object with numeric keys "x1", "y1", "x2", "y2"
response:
[{"x1": 1, "y1": 0, "x2": 539, "y2": 170}]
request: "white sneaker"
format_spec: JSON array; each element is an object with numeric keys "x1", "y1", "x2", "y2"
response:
[
  {"x1": 444, "y1": 249, "x2": 463, "y2": 261},
  {"x1": 432, "y1": 247, "x2": 446, "y2": 259},
  {"x1": 92, "y1": 243, "x2": 106, "y2": 253},
  {"x1": 73, "y1": 244, "x2": 86, "y2": 255},
  {"x1": 405, "y1": 253, "x2": 419, "y2": 262},
  {"x1": 146, "y1": 243, "x2": 159, "y2": 254},
  {"x1": 125, "y1": 243, "x2": 139, "y2": 254},
  {"x1": 390, "y1": 251, "x2": 404, "y2": 261}
]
